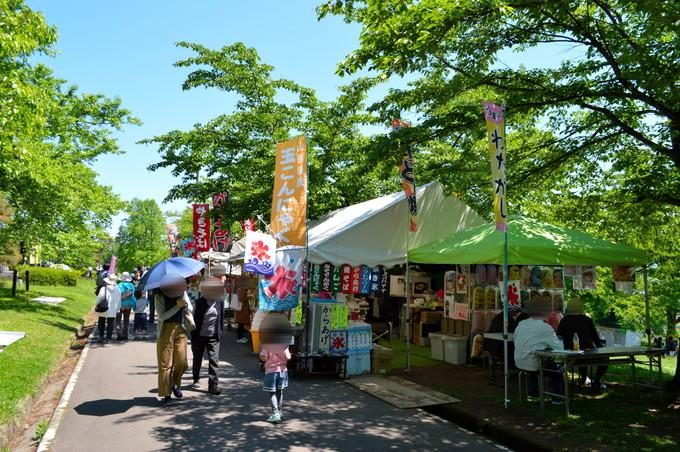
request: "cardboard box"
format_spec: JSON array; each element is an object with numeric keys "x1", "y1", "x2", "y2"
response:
[
  {"x1": 441, "y1": 317, "x2": 455, "y2": 334},
  {"x1": 420, "y1": 311, "x2": 443, "y2": 324},
  {"x1": 412, "y1": 322, "x2": 439, "y2": 346},
  {"x1": 372, "y1": 344, "x2": 393, "y2": 374},
  {"x1": 453, "y1": 319, "x2": 471, "y2": 337}
]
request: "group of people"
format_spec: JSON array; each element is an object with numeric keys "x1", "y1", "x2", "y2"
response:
[
  {"x1": 94, "y1": 265, "x2": 150, "y2": 342},
  {"x1": 485, "y1": 297, "x2": 608, "y2": 403},
  {"x1": 98, "y1": 263, "x2": 290, "y2": 424}
]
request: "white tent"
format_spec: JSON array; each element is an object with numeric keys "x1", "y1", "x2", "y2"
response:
[{"x1": 306, "y1": 181, "x2": 485, "y2": 267}]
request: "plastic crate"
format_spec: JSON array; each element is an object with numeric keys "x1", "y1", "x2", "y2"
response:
[
  {"x1": 429, "y1": 333, "x2": 446, "y2": 361},
  {"x1": 347, "y1": 350, "x2": 371, "y2": 376},
  {"x1": 443, "y1": 335, "x2": 468, "y2": 365}
]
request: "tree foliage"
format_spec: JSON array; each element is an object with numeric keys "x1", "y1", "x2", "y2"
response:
[
  {"x1": 115, "y1": 199, "x2": 170, "y2": 271},
  {"x1": 144, "y1": 42, "x2": 390, "y2": 233},
  {"x1": 0, "y1": 0, "x2": 138, "y2": 263}
]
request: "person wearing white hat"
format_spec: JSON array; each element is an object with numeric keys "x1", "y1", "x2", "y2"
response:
[{"x1": 96, "y1": 273, "x2": 121, "y2": 343}]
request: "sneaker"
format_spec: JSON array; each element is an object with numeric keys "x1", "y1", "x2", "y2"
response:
[
  {"x1": 191, "y1": 380, "x2": 200, "y2": 389},
  {"x1": 267, "y1": 411, "x2": 281, "y2": 423},
  {"x1": 236, "y1": 337, "x2": 249, "y2": 344},
  {"x1": 172, "y1": 385, "x2": 183, "y2": 399},
  {"x1": 161, "y1": 396, "x2": 171, "y2": 405}
]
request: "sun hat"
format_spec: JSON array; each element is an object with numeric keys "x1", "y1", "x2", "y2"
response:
[
  {"x1": 200, "y1": 276, "x2": 225, "y2": 301},
  {"x1": 525, "y1": 297, "x2": 552, "y2": 317},
  {"x1": 120, "y1": 271, "x2": 132, "y2": 282},
  {"x1": 159, "y1": 273, "x2": 187, "y2": 298},
  {"x1": 103, "y1": 273, "x2": 118, "y2": 284}
]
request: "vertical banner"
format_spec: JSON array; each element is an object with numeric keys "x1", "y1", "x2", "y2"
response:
[
  {"x1": 340, "y1": 264, "x2": 352, "y2": 293},
  {"x1": 393, "y1": 119, "x2": 417, "y2": 232},
  {"x1": 181, "y1": 239, "x2": 195, "y2": 257},
  {"x1": 258, "y1": 248, "x2": 305, "y2": 310},
  {"x1": 192, "y1": 203, "x2": 211, "y2": 252},
  {"x1": 321, "y1": 263, "x2": 333, "y2": 292},
  {"x1": 483, "y1": 102, "x2": 508, "y2": 232},
  {"x1": 211, "y1": 192, "x2": 230, "y2": 252},
  {"x1": 271, "y1": 136, "x2": 307, "y2": 245},
  {"x1": 359, "y1": 265, "x2": 372, "y2": 294},
  {"x1": 310, "y1": 264, "x2": 321, "y2": 292},
  {"x1": 244, "y1": 231, "x2": 276, "y2": 275},
  {"x1": 331, "y1": 266, "x2": 341, "y2": 293},
  {"x1": 370, "y1": 266, "x2": 383, "y2": 294},
  {"x1": 350, "y1": 266, "x2": 361, "y2": 294}
]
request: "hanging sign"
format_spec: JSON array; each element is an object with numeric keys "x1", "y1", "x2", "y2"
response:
[
  {"x1": 340, "y1": 264, "x2": 352, "y2": 293},
  {"x1": 258, "y1": 248, "x2": 305, "y2": 310},
  {"x1": 331, "y1": 304, "x2": 349, "y2": 330},
  {"x1": 244, "y1": 231, "x2": 276, "y2": 275},
  {"x1": 359, "y1": 265, "x2": 372, "y2": 294},
  {"x1": 483, "y1": 102, "x2": 507, "y2": 232},
  {"x1": 192, "y1": 203, "x2": 211, "y2": 252},
  {"x1": 321, "y1": 263, "x2": 333, "y2": 292},
  {"x1": 350, "y1": 266, "x2": 361, "y2": 294},
  {"x1": 329, "y1": 330, "x2": 347, "y2": 354},
  {"x1": 310, "y1": 264, "x2": 321, "y2": 292},
  {"x1": 270, "y1": 136, "x2": 307, "y2": 246},
  {"x1": 331, "y1": 266, "x2": 341, "y2": 293},
  {"x1": 370, "y1": 266, "x2": 383, "y2": 294}
]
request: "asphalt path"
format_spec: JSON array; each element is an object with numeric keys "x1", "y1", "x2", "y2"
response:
[{"x1": 45, "y1": 327, "x2": 507, "y2": 451}]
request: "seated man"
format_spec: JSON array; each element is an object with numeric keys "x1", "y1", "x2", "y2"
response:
[
  {"x1": 514, "y1": 298, "x2": 565, "y2": 402},
  {"x1": 557, "y1": 299, "x2": 608, "y2": 392}
]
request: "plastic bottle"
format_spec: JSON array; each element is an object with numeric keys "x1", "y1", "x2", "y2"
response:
[{"x1": 573, "y1": 332, "x2": 580, "y2": 351}]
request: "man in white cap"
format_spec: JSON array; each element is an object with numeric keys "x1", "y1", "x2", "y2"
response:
[{"x1": 514, "y1": 297, "x2": 564, "y2": 402}]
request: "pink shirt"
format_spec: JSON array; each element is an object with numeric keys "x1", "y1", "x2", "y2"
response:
[{"x1": 260, "y1": 344, "x2": 291, "y2": 373}]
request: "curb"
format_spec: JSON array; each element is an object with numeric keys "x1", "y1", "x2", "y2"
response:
[
  {"x1": 425, "y1": 403, "x2": 552, "y2": 452},
  {"x1": 36, "y1": 332, "x2": 92, "y2": 451}
]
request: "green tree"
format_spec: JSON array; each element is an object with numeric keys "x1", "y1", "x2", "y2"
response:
[
  {"x1": 115, "y1": 199, "x2": 170, "y2": 271},
  {"x1": 144, "y1": 42, "x2": 387, "y2": 227},
  {"x1": 0, "y1": 0, "x2": 138, "y2": 259}
]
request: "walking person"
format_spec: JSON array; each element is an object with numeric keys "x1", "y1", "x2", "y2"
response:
[
  {"x1": 116, "y1": 272, "x2": 136, "y2": 340},
  {"x1": 191, "y1": 277, "x2": 225, "y2": 395},
  {"x1": 133, "y1": 288, "x2": 149, "y2": 339},
  {"x1": 155, "y1": 273, "x2": 194, "y2": 404},
  {"x1": 259, "y1": 313, "x2": 293, "y2": 423},
  {"x1": 96, "y1": 273, "x2": 121, "y2": 343}
]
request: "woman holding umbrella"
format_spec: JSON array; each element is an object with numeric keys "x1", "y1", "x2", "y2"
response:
[{"x1": 155, "y1": 273, "x2": 194, "y2": 404}]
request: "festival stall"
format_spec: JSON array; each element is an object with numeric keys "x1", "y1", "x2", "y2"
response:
[
  {"x1": 300, "y1": 181, "x2": 484, "y2": 375},
  {"x1": 407, "y1": 215, "x2": 649, "y2": 363}
]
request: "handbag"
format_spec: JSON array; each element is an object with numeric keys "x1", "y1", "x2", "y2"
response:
[
  {"x1": 183, "y1": 310, "x2": 196, "y2": 331},
  {"x1": 94, "y1": 286, "x2": 109, "y2": 313}
]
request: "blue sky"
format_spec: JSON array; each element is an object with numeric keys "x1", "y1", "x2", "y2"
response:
[
  {"x1": 27, "y1": 1, "x2": 575, "y2": 234},
  {"x1": 27, "y1": 0, "x2": 363, "y2": 232}
]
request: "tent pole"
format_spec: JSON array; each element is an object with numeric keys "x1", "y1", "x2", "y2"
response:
[
  {"x1": 502, "y1": 228, "x2": 509, "y2": 408},
  {"x1": 406, "y1": 248, "x2": 412, "y2": 372},
  {"x1": 643, "y1": 265, "x2": 651, "y2": 345}
]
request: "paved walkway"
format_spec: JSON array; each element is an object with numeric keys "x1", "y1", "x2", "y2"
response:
[{"x1": 43, "y1": 327, "x2": 506, "y2": 451}]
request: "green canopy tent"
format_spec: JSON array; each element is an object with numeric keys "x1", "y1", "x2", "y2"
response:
[
  {"x1": 409, "y1": 216, "x2": 647, "y2": 266},
  {"x1": 409, "y1": 216, "x2": 650, "y2": 407}
]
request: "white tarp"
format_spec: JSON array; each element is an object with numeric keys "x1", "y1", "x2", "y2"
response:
[{"x1": 306, "y1": 181, "x2": 484, "y2": 267}]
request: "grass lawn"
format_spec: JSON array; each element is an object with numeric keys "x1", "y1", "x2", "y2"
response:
[{"x1": 0, "y1": 279, "x2": 95, "y2": 425}]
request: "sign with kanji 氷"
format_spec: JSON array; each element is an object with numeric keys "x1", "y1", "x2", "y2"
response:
[
  {"x1": 483, "y1": 102, "x2": 507, "y2": 232},
  {"x1": 244, "y1": 231, "x2": 276, "y2": 276},
  {"x1": 270, "y1": 136, "x2": 307, "y2": 246}
]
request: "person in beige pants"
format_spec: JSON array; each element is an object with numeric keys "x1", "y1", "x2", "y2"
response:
[{"x1": 155, "y1": 274, "x2": 194, "y2": 404}]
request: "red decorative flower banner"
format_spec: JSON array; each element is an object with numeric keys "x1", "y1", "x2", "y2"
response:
[{"x1": 192, "y1": 203, "x2": 211, "y2": 253}]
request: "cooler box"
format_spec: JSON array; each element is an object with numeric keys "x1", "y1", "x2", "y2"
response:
[
  {"x1": 371, "y1": 344, "x2": 393, "y2": 374},
  {"x1": 443, "y1": 335, "x2": 467, "y2": 365},
  {"x1": 429, "y1": 333, "x2": 446, "y2": 361},
  {"x1": 347, "y1": 350, "x2": 371, "y2": 376}
]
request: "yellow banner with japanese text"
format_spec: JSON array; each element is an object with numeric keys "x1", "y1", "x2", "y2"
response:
[
  {"x1": 271, "y1": 136, "x2": 307, "y2": 246},
  {"x1": 483, "y1": 102, "x2": 507, "y2": 232}
]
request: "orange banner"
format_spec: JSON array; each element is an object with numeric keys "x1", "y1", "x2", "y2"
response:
[{"x1": 271, "y1": 136, "x2": 307, "y2": 246}]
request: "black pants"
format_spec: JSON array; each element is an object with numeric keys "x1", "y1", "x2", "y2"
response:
[
  {"x1": 116, "y1": 309, "x2": 131, "y2": 339},
  {"x1": 98, "y1": 317, "x2": 115, "y2": 340},
  {"x1": 191, "y1": 336, "x2": 220, "y2": 387}
]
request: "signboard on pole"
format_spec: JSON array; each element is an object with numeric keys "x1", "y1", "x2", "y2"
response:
[{"x1": 192, "y1": 203, "x2": 211, "y2": 252}]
